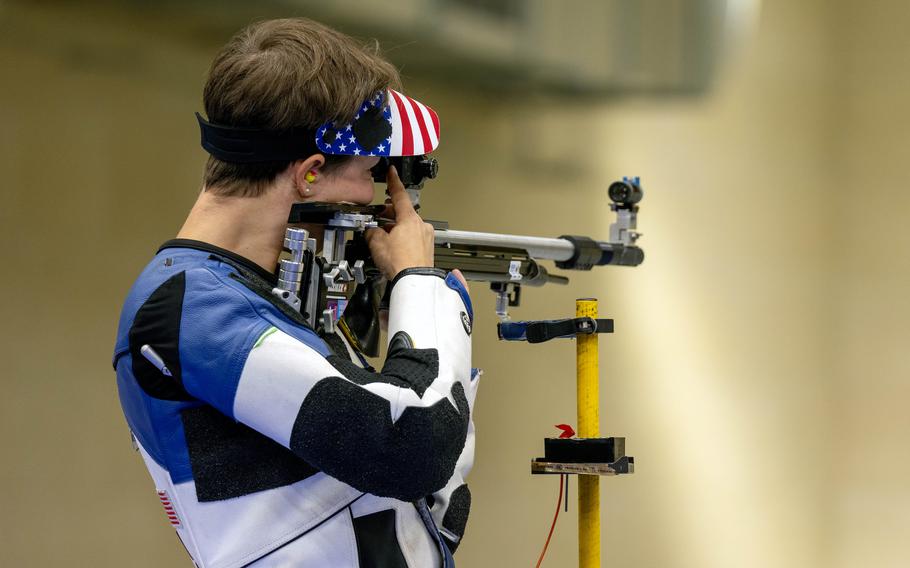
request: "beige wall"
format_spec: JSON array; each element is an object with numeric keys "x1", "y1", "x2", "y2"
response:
[
  {"x1": 2, "y1": 1, "x2": 908, "y2": 566},
  {"x1": 827, "y1": 3, "x2": 910, "y2": 566}
]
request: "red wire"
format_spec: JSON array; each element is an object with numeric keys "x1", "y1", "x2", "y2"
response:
[{"x1": 535, "y1": 474, "x2": 564, "y2": 568}]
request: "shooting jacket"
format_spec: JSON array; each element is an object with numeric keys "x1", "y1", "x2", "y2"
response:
[{"x1": 112, "y1": 240, "x2": 478, "y2": 567}]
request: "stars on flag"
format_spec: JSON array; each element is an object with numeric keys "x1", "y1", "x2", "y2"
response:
[{"x1": 313, "y1": 88, "x2": 437, "y2": 157}]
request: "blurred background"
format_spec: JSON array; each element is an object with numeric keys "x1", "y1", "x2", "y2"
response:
[{"x1": 2, "y1": 0, "x2": 909, "y2": 566}]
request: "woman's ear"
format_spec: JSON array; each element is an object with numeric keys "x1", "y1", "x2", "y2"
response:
[{"x1": 292, "y1": 154, "x2": 325, "y2": 199}]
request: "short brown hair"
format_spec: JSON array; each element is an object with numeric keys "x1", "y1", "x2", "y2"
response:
[{"x1": 202, "y1": 18, "x2": 401, "y2": 197}]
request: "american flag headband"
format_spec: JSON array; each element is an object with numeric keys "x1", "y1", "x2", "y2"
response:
[{"x1": 197, "y1": 89, "x2": 440, "y2": 164}]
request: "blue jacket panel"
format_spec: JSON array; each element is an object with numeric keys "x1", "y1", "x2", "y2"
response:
[{"x1": 113, "y1": 243, "x2": 328, "y2": 483}]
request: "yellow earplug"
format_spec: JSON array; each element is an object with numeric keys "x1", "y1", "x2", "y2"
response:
[{"x1": 304, "y1": 170, "x2": 317, "y2": 183}]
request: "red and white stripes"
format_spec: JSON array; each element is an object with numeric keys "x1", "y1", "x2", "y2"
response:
[
  {"x1": 388, "y1": 89, "x2": 440, "y2": 156},
  {"x1": 157, "y1": 489, "x2": 181, "y2": 527}
]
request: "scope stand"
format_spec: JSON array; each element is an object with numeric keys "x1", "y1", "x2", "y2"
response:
[{"x1": 499, "y1": 298, "x2": 633, "y2": 568}]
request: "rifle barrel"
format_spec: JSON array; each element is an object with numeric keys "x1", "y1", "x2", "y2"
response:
[
  {"x1": 434, "y1": 229, "x2": 643, "y2": 267},
  {"x1": 435, "y1": 230, "x2": 574, "y2": 261}
]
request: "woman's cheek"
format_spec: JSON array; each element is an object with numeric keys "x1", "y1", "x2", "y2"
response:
[{"x1": 359, "y1": 179, "x2": 377, "y2": 203}]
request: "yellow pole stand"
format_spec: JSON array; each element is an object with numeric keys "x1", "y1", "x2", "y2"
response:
[{"x1": 576, "y1": 298, "x2": 600, "y2": 568}]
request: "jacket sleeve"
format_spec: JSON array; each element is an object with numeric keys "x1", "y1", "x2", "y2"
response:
[
  {"x1": 428, "y1": 367, "x2": 479, "y2": 553},
  {"x1": 180, "y1": 267, "x2": 475, "y2": 502}
]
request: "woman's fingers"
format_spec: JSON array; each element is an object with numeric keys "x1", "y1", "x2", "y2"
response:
[
  {"x1": 364, "y1": 166, "x2": 435, "y2": 279},
  {"x1": 364, "y1": 226, "x2": 387, "y2": 251},
  {"x1": 386, "y1": 166, "x2": 417, "y2": 220}
]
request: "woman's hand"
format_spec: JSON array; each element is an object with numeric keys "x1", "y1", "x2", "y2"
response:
[{"x1": 365, "y1": 166, "x2": 435, "y2": 280}]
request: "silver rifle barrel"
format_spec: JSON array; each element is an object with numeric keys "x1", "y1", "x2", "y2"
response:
[
  {"x1": 434, "y1": 229, "x2": 576, "y2": 261},
  {"x1": 434, "y1": 228, "x2": 645, "y2": 267}
]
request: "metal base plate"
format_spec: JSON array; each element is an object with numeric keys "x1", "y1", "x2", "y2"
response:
[{"x1": 531, "y1": 456, "x2": 634, "y2": 476}]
